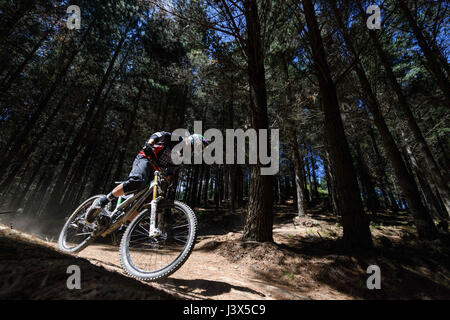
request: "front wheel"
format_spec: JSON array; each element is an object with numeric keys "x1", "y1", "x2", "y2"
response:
[{"x1": 120, "y1": 200, "x2": 197, "y2": 281}]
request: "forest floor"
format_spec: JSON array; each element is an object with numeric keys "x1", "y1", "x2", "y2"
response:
[{"x1": 1, "y1": 202, "x2": 450, "y2": 300}]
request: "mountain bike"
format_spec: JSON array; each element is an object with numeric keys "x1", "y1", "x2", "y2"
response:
[{"x1": 57, "y1": 167, "x2": 197, "y2": 281}]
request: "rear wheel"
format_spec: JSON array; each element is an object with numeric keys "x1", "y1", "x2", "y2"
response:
[
  {"x1": 58, "y1": 195, "x2": 103, "y2": 253},
  {"x1": 120, "y1": 200, "x2": 197, "y2": 281}
]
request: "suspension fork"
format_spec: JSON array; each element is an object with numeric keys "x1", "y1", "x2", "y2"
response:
[{"x1": 149, "y1": 171, "x2": 162, "y2": 237}]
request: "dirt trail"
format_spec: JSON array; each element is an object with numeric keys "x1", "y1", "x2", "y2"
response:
[
  {"x1": 48, "y1": 209, "x2": 450, "y2": 300},
  {"x1": 2, "y1": 207, "x2": 449, "y2": 300},
  {"x1": 74, "y1": 234, "x2": 336, "y2": 300},
  {"x1": 1, "y1": 214, "x2": 348, "y2": 300}
]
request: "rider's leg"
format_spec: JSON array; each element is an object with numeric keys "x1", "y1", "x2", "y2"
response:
[
  {"x1": 95, "y1": 183, "x2": 125, "y2": 208},
  {"x1": 86, "y1": 184, "x2": 125, "y2": 225},
  {"x1": 107, "y1": 155, "x2": 152, "y2": 204},
  {"x1": 92, "y1": 182, "x2": 125, "y2": 210},
  {"x1": 105, "y1": 154, "x2": 153, "y2": 207},
  {"x1": 122, "y1": 155, "x2": 151, "y2": 193},
  {"x1": 86, "y1": 155, "x2": 150, "y2": 223},
  {"x1": 112, "y1": 183, "x2": 125, "y2": 197},
  {"x1": 123, "y1": 155, "x2": 154, "y2": 222}
]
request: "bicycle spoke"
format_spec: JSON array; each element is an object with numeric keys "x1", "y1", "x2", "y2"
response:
[
  {"x1": 126, "y1": 206, "x2": 191, "y2": 274},
  {"x1": 172, "y1": 223, "x2": 189, "y2": 230}
]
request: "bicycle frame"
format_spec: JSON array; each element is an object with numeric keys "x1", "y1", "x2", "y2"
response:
[{"x1": 99, "y1": 170, "x2": 164, "y2": 238}]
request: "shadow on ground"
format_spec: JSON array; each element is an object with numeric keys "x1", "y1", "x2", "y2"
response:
[
  {"x1": 0, "y1": 225, "x2": 178, "y2": 300},
  {"x1": 195, "y1": 206, "x2": 450, "y2": 300},
  {"x1": 159, "y1": 278, "x2": 266, "y2": 298},
  {"x1": 251, "y1": 230, "x2": 450, "y2": 299}
]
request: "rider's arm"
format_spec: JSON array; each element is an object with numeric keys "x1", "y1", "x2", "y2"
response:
[
  {"x1": 147, "y1": 132, "x2": 171, "y2": 145},
  {"x1": 143, "y1": 132, "x2": 172, "y2": 158}
]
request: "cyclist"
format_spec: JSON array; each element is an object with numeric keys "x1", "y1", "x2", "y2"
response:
[{"x1": 85, "y1": 132, "x2": 209, "y2": 224}]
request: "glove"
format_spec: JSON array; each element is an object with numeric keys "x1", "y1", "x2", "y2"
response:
[{"x1": 143, "y1": 142, "x2": 155, "y2": 159}]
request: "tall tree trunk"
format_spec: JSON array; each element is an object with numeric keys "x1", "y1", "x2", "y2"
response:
[
  {"x1": 303, "y1": 0, "x2": 372, "y2": 249},
  {"x1": 436, "y1": 137, "x2": 450, "y2": 177},
  {"x1": 237, "y1": 166, "x2": 244, "y2": 206},
  {"x1": 184, "y1": 167, "x2": 193, "y2": 203},
  {"x1": 332, "y1": 1, "x2": 438, "y2": 239},
  {"x1": 369, "y1": 26, "x2": 450, "y2": 215},
  {"x1": 368, "y1": 128, "x2": 399, "y2": 212},
  {"x1": 203, "y1": 165, "x2": 210, "y2": 207},
  {"x1": 229, "y1": 164, "x2": 237, "y2": 212},
  {"x1": 277, "y1": 176, "x2": 283, "y2": 204},
  {"x1": 223, "y1": 166, "x2": 229, "y2": 207},
  {"x1": 196, "y1": 165, "x2": 205, "y2": 205},
  {"x1": 218, "y1": 166, "x2": 224, "y2": 206},
  {"x1": 292, "y1": 135, "x2": 308, "y2": 216},
  {"x1": 323, "y1": 152, "x2": 337, "y2": 213},
  {"x1": 214, "y1": 169, "x2": 220, "y2": 209},
  {"x1": 354, "y1": 141, "x2": 380, "y2": 214},
  {"x1": 310, "y1": 150, "x2": 320, "y2": 199},
  {"x1": 400, "y1": 129, "x2": 448, "y2": 222},
  {"x1": 304, "y1": 148, "x2": 314, "y2": 202},
  {"x1": 357, "y1": 1, "x2": 450, "y2": 218},
  {"x1": 189, "y1": 165, "x2": 200, "y2": 207},
  {"x1": 242, "y1": 0, "x2": 273, "y2": 242},
  {"x1": 281, "y1": 54, "x2": 306, "y2": 214}
]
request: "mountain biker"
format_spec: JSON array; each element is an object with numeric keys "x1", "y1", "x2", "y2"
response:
[{"x1": 85, "y1": 132, "x2": 209, "y2": 224}]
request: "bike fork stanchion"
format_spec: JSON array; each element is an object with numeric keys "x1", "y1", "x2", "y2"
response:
[
  {"x1": 149, "y1": 196, "x2": 163, "y2": 237},
  {"x1": 149, "y1": 171, "x2": 163, "y2": 237}
]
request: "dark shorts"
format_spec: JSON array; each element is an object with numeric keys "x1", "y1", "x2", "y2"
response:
[{"x1": 122, "y1": 154, "x2": 155, "y2": 193}]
